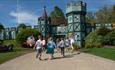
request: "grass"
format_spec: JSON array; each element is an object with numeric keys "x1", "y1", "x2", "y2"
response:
[
  {"x1": 0, "y1": 40, "x2": 33, "y2": 64},
  {"x1": 80, "y1": 47, "x2": 115, "y2": 61}
]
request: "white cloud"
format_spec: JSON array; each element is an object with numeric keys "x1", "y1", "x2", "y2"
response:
[{"x1": 9, "y1": 11, "x2": 38, "y2": 26}]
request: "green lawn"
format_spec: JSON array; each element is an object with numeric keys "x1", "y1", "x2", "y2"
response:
[
  {"x1": 80, "y1": 47, "x2": 115, "y2": 61},
  {"x1": 0, "y1": 40, "x2": 33, "y2": 64}
]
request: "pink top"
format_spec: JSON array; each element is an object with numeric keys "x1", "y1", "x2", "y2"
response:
[{"x1": 41, "y1": 40, "x2": 46, "y2": 46}]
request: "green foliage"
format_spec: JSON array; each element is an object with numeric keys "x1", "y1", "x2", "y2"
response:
[
  {"x1": 110, "y1": 5, "x2": 115, "y2": 23},
  {"x1": 86, "y1": 12, "x2": 96, "y2": 24},
  {"x1": 85, "y1": 31, "x2": 104, "y2": 48},
  {"x1": 0, "y1": 23, "x2": 4, "y2": 31},
  {"x1": 16, "y1": 29, "x2": 40, "y2": 44},
  {"x1": 95, "y1": 5, "x2": 111, "y2": 23},
  {"x1": 50, "y1": 6, "x2": 66, "y2": 25},
  {"x1": 3, "y1": 40, "x2": 17, "y2": 47},
  {"x1": 17, "y1": 24, "x2": 26, "y2": 30},
  {"x1": 0, "y1": 40, "x2": 3, "y2": 45},
  {"x1": 85, "y1": 43, "x2": 93, "y2": 48},
  {"x1": 73, "y1": 43, "x2": 79, "y2": 50},
  {"x1": 85, "y1": 28, "x2": 115, "y2": 48},
  {"x1": 105, "y1": 29, "x2": 115, "y2": 45},
  {"x1": 97, "y1": 27, "x2": 111, "y2": 36},
  {"x1": 86, "y1": 5, "x2": 115, "y2": 24},
  {"x1": 0, "y1": 24, "x2": 4, "y2": 43},
  {"x1": 50, "y1": 6, "x2": 65, "y2": 18}
]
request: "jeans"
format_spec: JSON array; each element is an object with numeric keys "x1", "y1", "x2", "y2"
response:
[{"x1": 60, "y1": 47, "x2": 65, "y2": 57}]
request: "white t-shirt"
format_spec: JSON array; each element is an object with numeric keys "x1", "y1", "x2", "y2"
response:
[
  {"x1": 70, "y1": 38, "x2": 74, "y2": 45},
  {"x1": 59, "y1": 40, "x2": 65, "y2": 47},
  {"x1": 65, "y1": 39, "x2": 69, "y2": 46},
  {"x1": 35, "y1": 39, "x2": 41, "y2": 49}
]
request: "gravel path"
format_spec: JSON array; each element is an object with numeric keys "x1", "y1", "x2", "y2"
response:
[{"x1": 0, "y1": 52, "x2": 115, "y2": 70}]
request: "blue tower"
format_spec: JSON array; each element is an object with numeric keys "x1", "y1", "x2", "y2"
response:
[{"x1": 66, "y1": 1, "x2": 86, "y2": 47}]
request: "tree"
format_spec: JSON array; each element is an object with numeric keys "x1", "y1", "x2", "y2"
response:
[
  {"x1": 17, "y1": 23, "x2": 26, "y2": 30},
  {"x1": 95, "y1": 5, "x2": 111, "y2": 23},
  {"x1": 0, "y1": 24, "x2": 4, "y2": 44},
  {"x1": 50, "y1": 6, "x2": 66, "y2": 25},
  {"x1": 110, "y1": 5, "x2": 115, "y2": 23},
  {"x1": 85, "y1": 31, "x2": 104, "y2": 48},
  {"x1": 86, "y1": 12, "x2": 96, "y2": 24},
  {"x1": 16, "y1": 29, "x2": 40, "y2": 45},
  {"x1": 97, "y1": 27, "x2": 111, "y2": 36},
  {"x1": 0, "y1": 23, "x2": 4, "y2": 31},
  {"x1": 105, "y1": 29, "x2": 115, "y2": 45}
]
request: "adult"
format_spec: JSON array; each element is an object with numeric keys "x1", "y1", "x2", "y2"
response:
[{"x1": 46, "y1": 37, "x2": 56, "y2": 60}]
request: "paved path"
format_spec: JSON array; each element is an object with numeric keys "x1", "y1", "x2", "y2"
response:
[{"x1": 0, "y1": 52, "x2": 115, "y2": 70}]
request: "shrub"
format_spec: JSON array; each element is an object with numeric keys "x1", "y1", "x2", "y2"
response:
[
  {"x1": 16, "y1": 29, "x2": 40, "y2": 45},
  {"x1": 0, "y1": 40, "x2": 3, "y2": 45},
  {"x1": 85, "y1": 43, "x2": 93, "y2": 48},
  {"x1": 105, "y1": 29, "x2": 115, "y2": 45},
  {"x1": 94, "y1": 42, "x2": 102, "y2": 48},
  {"x1": 85, "y1": 28, "x2": 115, "y2": 47},
  {"x1": 97, "y1": 27, "x2": 111, "y2": 36},
  {"x1": 85, "y1": 31, "x2": 104, "y2": 48},
  {"x1": 73, "y1": 43, "x2": 79, "y2": 51}
]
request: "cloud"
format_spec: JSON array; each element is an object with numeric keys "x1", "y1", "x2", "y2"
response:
[{"x1": 9, "y1": 11, "x2": 38, "y2": 26}]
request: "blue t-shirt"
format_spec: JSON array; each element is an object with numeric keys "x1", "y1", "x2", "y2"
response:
[{"x1": 47, "y1": 41, "x2": 56, "y2": 48}]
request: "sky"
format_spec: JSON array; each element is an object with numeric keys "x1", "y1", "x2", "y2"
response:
[{"x1": 0, "y1": 0, "x2": 115, "y2": 28}]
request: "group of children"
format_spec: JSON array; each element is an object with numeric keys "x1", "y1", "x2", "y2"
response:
[{"x1": 33, "y1": 35, "x2": 75, "y2": 60}]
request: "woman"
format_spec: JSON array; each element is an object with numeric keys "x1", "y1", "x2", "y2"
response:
[{"x1": 46, "y1": 37, "x2": 56, "y2": 60}]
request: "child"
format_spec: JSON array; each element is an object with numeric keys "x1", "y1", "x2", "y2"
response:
[
  {"x1": 65, "y1": 37, "x2": 70, "y2": 52},
  {"x1": 59, "y1": 38, "x2": 65, "y2": 57},
  {"x1": 33, "y1": 36, "x2": 42, "y2": 60},
  {"x1": 41, "y1": 37, "x2": 46, "y2": 52}
]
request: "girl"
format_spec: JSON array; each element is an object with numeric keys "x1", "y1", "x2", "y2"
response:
[{"x1": 59, "y1": 38, "x2": 65, "y2": 57}]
